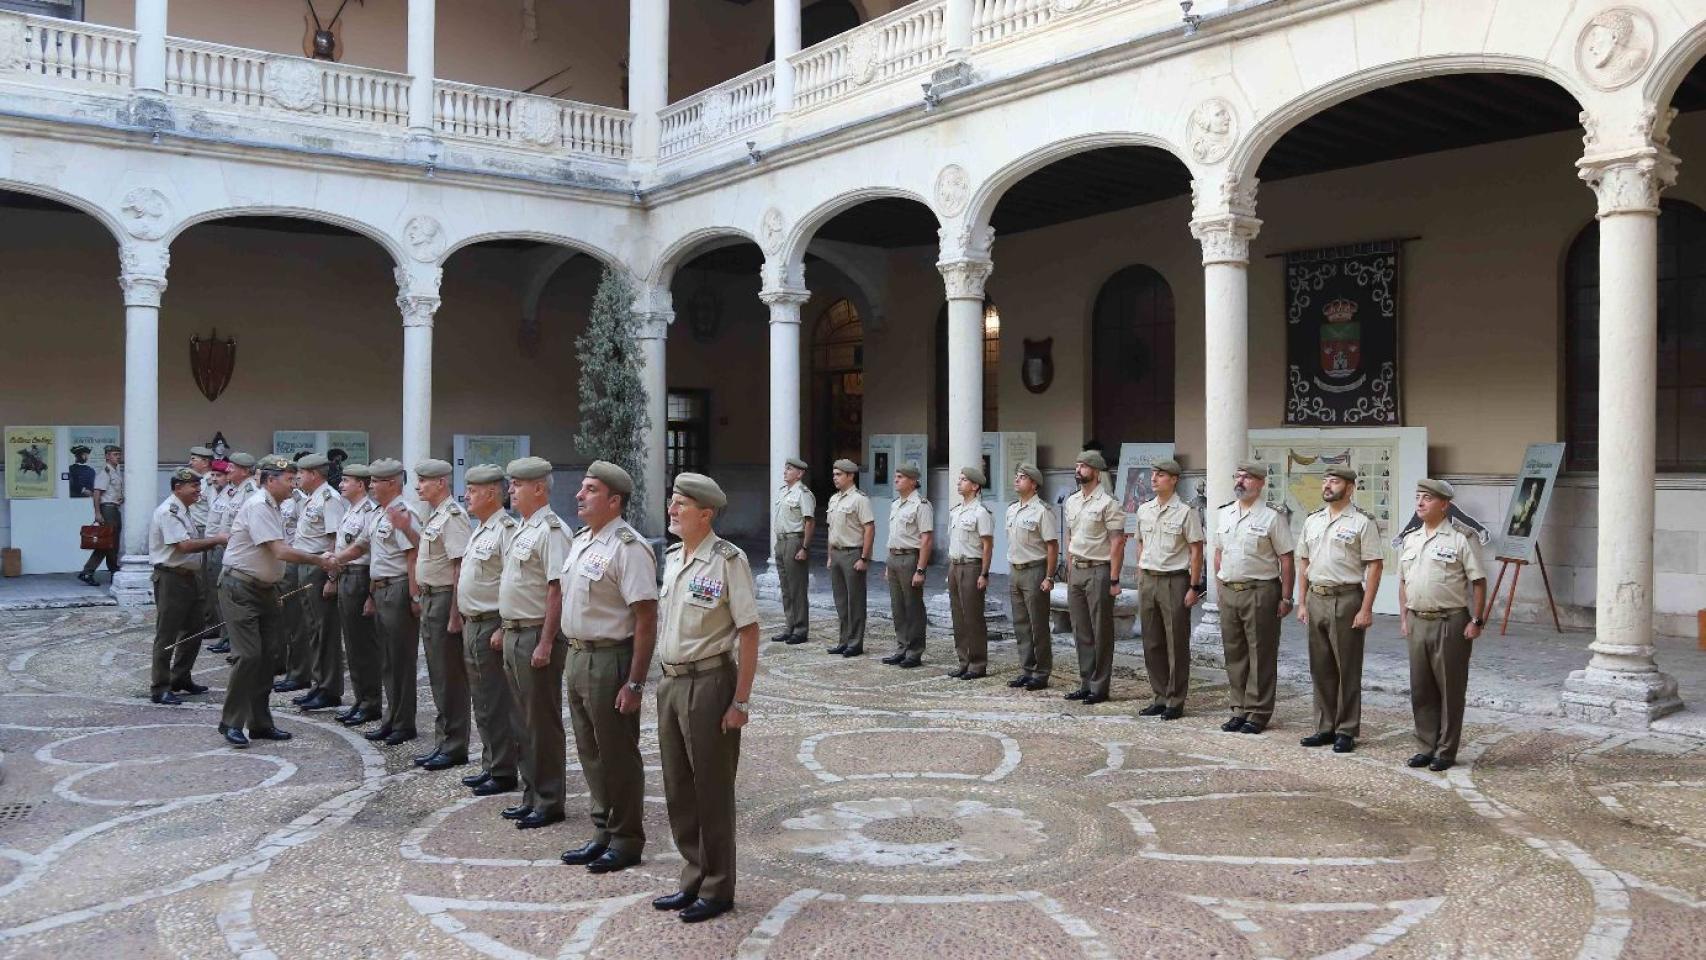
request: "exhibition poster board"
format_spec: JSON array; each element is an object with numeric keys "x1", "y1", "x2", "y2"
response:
[
  {"x1": 273, "y1": 430, "x2": 370, "y2": 465},
  {"x1": 866, "y1": 433, "x2": 926, "y2": 557},
  {"x1": 1497, "y1": 443, "x2": 1566, "y2": 563},
  {"x1": 453, "y1": 435, "x2": 531, "y2": 498}
]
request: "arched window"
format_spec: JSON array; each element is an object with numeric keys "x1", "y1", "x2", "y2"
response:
[
  {"x1": 1090, "y1": 265, "x2": 1175, "y2": 446},
  {"x1": 812, "y1": 299, "x2": 864, "y2": 482},
  {"x1": 1565, "y1": 198, "x2": 1706, "y2": 472},
  {"x1": 932, "y1": 300, "x2": 1000, "y2": 462}
]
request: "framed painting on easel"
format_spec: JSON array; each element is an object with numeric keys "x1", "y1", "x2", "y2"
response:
[{"x1": 1484, "y1": 443, "x2": 1567, "y2": 634}]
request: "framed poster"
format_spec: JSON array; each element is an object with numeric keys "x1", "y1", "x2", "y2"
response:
[
  {"x1": 1284, "y1": 239, "x2": 1403, "y2": 426},
  {"x1": 1498, "y1": 443, "x2": 1566, "y2": 562},
  {"x1": 1113, "y1": 442, "x2": 1175, "y2": 532},
  {"x1": 5, "y1": 426, "x2": 56, "y2": 500},
  {"x1": 65, "y1": 426, "x2": 118, "y2": 498},
  {"x1": 453, "y1": 434, "x2": 530, "y2": 497},
  {"x1": 273, "y1": 430, "x2": 369, "y2": 465}
]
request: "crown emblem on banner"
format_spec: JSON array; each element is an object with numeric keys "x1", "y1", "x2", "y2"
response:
[{"x1": 1322, "y1": 299, "x2": 1359, "y2": 323}]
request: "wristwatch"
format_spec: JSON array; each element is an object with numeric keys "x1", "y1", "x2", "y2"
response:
[
  {"x1": 1192, "y1": 582, "x2": 1207, "y2": 593},
  {"x1": 859, "y1": 555, "x2": 870, "y2": 563},
  {"x1": 625, "y1": 681, "x2": 644, "y2": 695},
  {"x1": 1470, "y1": 617, "x2": 1486, "y2": 627},
  {"x1": 915, "y1": 566, "x2": 927, "y2": 574},
  {"x1": 731, "y1": 700, "x2": 750, "y2": 714}
]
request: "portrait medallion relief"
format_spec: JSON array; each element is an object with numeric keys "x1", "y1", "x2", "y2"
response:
[
  {"x1": 760, "y1": 206, "x2": 787, "y2": 254},
  {"x1": 934, "y1": 164, "x2": 971, "y2": 219},
  {"x1": 403, "y1": 215, "x2": 447, "y2": 263},
  {"x1": 1188, "y1": 98, "x2": 1237, "y2": 164},
  {"x1": 1576, "y1": 7, "x2": 1656, "y2": 92},
  {"x1": 119, "y1": 187, "x2": 170, "y2": 241}
]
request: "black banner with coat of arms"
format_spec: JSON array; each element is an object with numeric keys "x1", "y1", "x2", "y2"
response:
[{"x1": 1283, "y1": 240, "x2": 1402, "y2": 425}]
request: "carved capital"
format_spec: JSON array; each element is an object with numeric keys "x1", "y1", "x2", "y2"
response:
[
  {"x1": 937, "y1": 258, "x2": 993, "y2": 300},
  {"x1": 119, "y1": 244, "x2": 170, "y2": 307},
  {"x1": 1189, "y1": 214, "x2": 1262, "y2": 266},
  {"x1": 394, "y1": 265, "x2": 442, "y2": 327},
  {"x1": 760, "y1": 286, "x2": 810, "y2": 324},
  {"x1": 630, "y1": 280, "x2": 673, "y2": 318},
  {"x1": 936, "y1": 221, "x2": 994, "y2": 263},
  {"x1": 1578, "y1": 107, "x2": 1679, "y2": 217},
  {"x1": 634, "y1": 312, "x2": 673, "y2": 340}
]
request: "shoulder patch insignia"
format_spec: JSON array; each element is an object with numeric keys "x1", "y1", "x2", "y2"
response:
[
  {"x1": 714, "y1": 540, "x2": 742, "y2": 559},
  {"x1": 1308, "y1": 507, "x2": 1326, "y2": 516},
  {"x1": 543, "y1": 515, "x2": 562, "y2": 529},
  {"x1": 448, "y1": 504, "x2": 464, "y2": 516},
  {"x1": 500, "y1": 516, "x2": 518, "y2": 529},
  {"x1": 616, "y1": 526, "x2": 637, "y2": 544},
  {"x1": 666, "y1": 542, "x2": 684, "y2": 554},
  {"x1": 1218, "y1": 500, "x2": 1236, "y2": 510}
]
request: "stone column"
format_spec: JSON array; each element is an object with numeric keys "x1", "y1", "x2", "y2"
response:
[
  {"x1": 406, "y1": 0, "x2": 437, "y2": 136},
  {"x1": 773, "y1": 0, "x2": 799, "y2": 114},
  {"x1": 1563, "y1": 117, "x2": 1684, "y2": 726},
  {"x1": 945, "y1": 0, "x2": 974, "y2": 53},
  {"x1": 111, "y1": 243, "x2": 169, "y2": 605},
  {"x1": 937, "y1": 253, "x2": 992, "y2": 476},
  {"x1": 396, "y1": 266, "x2": 441, "y2": 478},
  {"x1": 632, "y1": 289, "x2": 673, "y2": 536},
  {"x1": 628, "y1": 0, "x2": 669, "y2": 164},
  {"x1": 761, "y1": 285, "x2": 809, "y2": 542},
  {"x1": 133, "y1": 0, "x2": 168, "y2": 94}
]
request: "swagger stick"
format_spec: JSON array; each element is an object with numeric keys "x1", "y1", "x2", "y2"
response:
[{"x1": 165, "y1": 581, "x2": 317, "y2": 651}]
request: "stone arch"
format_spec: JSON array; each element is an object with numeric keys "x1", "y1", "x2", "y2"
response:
[
  {"x1": 0, "y1": 178, "x2": 127, "y2": 246},
  {"x1": 442, "y1": 230, "x2": 620, "y2": 269},
  {"x1": 962, "y1": 133, "x2": 1193, "y2": 238},
  {"x1": 1647, "y1": 18, "x2": 1706, "y2": 114},
  {"x1": 779, "y1": 186, "x2": 936, "y2": 274},
  {"x1": 164, "y1": 206, "x2": 405, "y2": 265},
  {"x1": 647, "y1": 226, "x2": 762, "y2": 291}
]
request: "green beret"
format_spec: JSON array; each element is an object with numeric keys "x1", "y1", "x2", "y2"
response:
[
  {"x1": 673, "y1": 472, "x2": 727, "y2": 509},
  {"x1": 1236, "y1": 460, "x2": 1267, "y2": 480},
  {"x1": 416, "y1": 458, "x2": 453, "y2": 479},
  {"x1": 896, "y1": 460, "x2": 921, "y2": 480},
  {"x1": 506, "y1": 456, "x2": 553, "y2": 481},
  {"x1": 1076, "y1": 450, "x2": 1108, "y2": 471},
  {"x1": 170, "y1": 467, "x2": 200, "y2": 486},
  {"x1": 296, "y1": 453, "x2": 329, "y2": 470},
  {"x1": 960, "y1": 465, "x2": 986, "y2": 488},
  {"x1": 1417, "y1": 477, "x2": 1456, "y2": 500},
  {"x1": 342, "y1": 463, "x2": 372, "y2": 479},
  {"x1": 70, "y1": 445, "x2": 91, "y2": 455},
  {"x1": 1015, "y1": 461, "x2": 1043, "y2": 487},
  {"x1": 1324, "y1": 466, "x2": 1358, "y2": 483},
  {"x1": 833, "y1": 458, "x2": 860, "y2": 474},
  {"x1": 785, "y1": 457, "x2": 808, "y2": 471},
  {"x1": 369, "y1": 458, "x2": 406, "y2": 479},
  {"x1": 189, "y1": 446, "x2": 215, "y2": 458},
  {"x1": 227, "y1": 452, "x2": 256, "y2": 469},
  {"x1": 585, "y1": 459, "x2": 633, "y2": 496},
  {"x1": 465, "y1": 463, "x2": 504, "y2": 484},
  {"x1": 256, "y1": 454, "x2": 291, "y2": 471},
  {"x1": 1153, "y1": 458, "x2": 1182, "y2": 477},
  {"x1": 103, "y1": 444, "x2": 122, "y2": 454}
]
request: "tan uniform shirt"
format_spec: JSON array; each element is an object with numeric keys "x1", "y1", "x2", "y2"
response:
[
  {"x1": 224, "y1": 490, "x2": 287, "y2": 584},
  {"x1": 149, "y1": 494, "x2": 201, "y2": 569},
  {"x1": 658, "y1": 535, "x2": 759, "y2": 664},
  {"x1": 498, "y1": 506, "x2": 572, "y2": 622},
  {"x1": 1299, "y1": 505, "x2": 1384, "y2": 585},
  {"x1": 336, "y1": 497, "x2": 378, "y2": 568},
  {"x1": 1216, "y1": 500, "x2": 1294, "y2": 582},
  {"x1": 1136, "y1": 495, "x2": 1204, "y2": 572},
  {"x1": 1065, "y1": 486, "x2": 1124, "y2": 562},
  {"x1": 292, "y1": 484, "x2": 345, "y2": 553},
  {"x1": 189, "y1": 472, "x2": 213, "y2": 533},
  {"x1": 1005, "y1": 495, "x2": 1059, "y2": 565},
  {"x1": 1399, "y1": 523, "x2": 1486, "y2": 612},
  {"x1": 280, "y1": 489, "x2": 304, "y2": 542},
  {"x1": 209, "y1": 479, "x2": 256, "y2": 536},
  {"x1": 457, "y1": 511, "x2": 515, "y2": 616},
  {"x1": 948, "y1": 499, "x2": 993, "y2": 561},
  {"x1": 774, "y1": 481, "x2": 816, "y2": 535},
  {"x1": 826, "y1": 488, "x2": 875, "y2": 549},
  {"x1": 888, "y1": 490, "x2": 933, "y2": 550},
  {"x1": 415, "y1": 498, "x2": 473, "y2": 588},
  {"x1": 558, "y1": 518, "x2": 658, "y2": 642},
  {"x1": 359, "y1": 498, "x2": 423, "y2": 580},
  {"x1": 93, "y1": 462, "x2": 123, "y2": 506}
]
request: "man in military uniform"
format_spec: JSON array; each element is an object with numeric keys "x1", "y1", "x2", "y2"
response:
[
  {"x1": 1064, "y1": 450, "x2": 1124, "y2": 704},
  {"x1": 148, "y1": 468, "x2": 226, "y2": 704},
  {"x1": 883, "y1": 461, "x2": 932, "y2": 668},
  {"x1": 456, "y1": 464, "x2": 522, "y2": 796},
  {"x1": 78, "y1": 444, "x2": 125, "y2": 586},
  {"x1": 650, "y1": 473, "x2": 758, "y2": 924},
  {"x1": 290, "y1": 454, "x2": 346, "y2": 713},
  {"x1": 1134, "y1": 459, "x2": 1204, "y2": 719},
  {"x1": 771, "y1": 457, "x2": 815, "y2": 645},
  {"x1": 199, "y1": 456, "x2": 230, "y2": 648},
  {"x1": 331, "y1": 458, "x2": 422, "y2": 745},
  {"x1": 330, "y1": 464, "x2": 383, "y2": 727},
  {"x1": 946, "y1": 466, "x2": 993, "y2": 679},
  {"x1": 496, "y1": 456, "x2": 575, "y2": 830},
  {"x1": 1399, "y1": 479, "x2": 1487, "y2": 772},
  {"x1": 206, "y1": 454, "x2": 258, "y2": 655},
  {"x1": 1213, "y1": 461, "x2": 1295, "y2": 734},
  {"x1": 1006, "y1": 462, "x2": 1058, "y2": 690},
  {"x1": 824, "y1": 459, "x2": 874, "y2": 657},
  {"x1": 1296, "y1": 466, "x2": 1384, "y2": 754},
  {"x1": 217, "y1": 455, "x2": 334, "y2": 748},
  {"x1": 555, "y1": 460, "x2": 658, "y2": 865},
  {"x1": 414, "y1": 458, "x2": 474, "y2": 771},
  {"x1": 273, "y1": 460, "x2": 309, "y2": 690}
]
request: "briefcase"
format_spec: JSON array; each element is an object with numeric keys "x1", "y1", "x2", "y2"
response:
[{"x1": 80, "y1": 524, "x2": 116, "y2": 551}]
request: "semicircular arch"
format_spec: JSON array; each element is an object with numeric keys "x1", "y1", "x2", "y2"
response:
[
  {"x1": 779, "y1": 186, "x2": 937, "y2": 271},
  {"x1": 441, "y1": 230, "x2": 619, "y2": 267},
  {"x1": 164, "y1": 206, "x2": 406, "y2": 265},
  {"x1": 964, "y1": 132, "x2": 1192, "y2": 236},
  {"x1": 0, "y1": 179, "x2": 128, "y2": 246},
  {"x1": 647, "y1": 226, "x2": 761, "y2": 289}
]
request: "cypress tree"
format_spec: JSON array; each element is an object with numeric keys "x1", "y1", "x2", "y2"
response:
[{"x1": 574, "y1": 267, "x2": 650, "y2": 529}]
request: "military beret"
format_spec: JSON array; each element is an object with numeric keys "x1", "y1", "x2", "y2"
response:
[
  {"x1": 585, "y1": 459, "x2": 633, "y2": 496},
  {"x1": 1236, "y1": 460, "x2": 1267, "y2": 480},
  {"x1": 368, "y1": 458, "x2": 406, "y2": 479},
  {"x1": 70, "y1": 444, "x2": 91, "y2": 455},
  {"x1": 1152, "y1": 458, "x2": 1182, "y2": 477},
  {"x1": 833, "y1": 458, "x2": 860, "y2": 474},
  {"x1": 210, "y1": 459, "x2": 231, "y2": 473},
  {"x1": 960, "y1": 465, "x2": 986, "y2": 487},
  {"x1": 416, "y1": 458, "x2": 453, "y2": 479},
  {"x1": 342, "y1": 462, "x2": 372, "y2": 479},
  {"x1": 673, "y1": 472, "x2": 727, "y2": 509},
  {"x1": 896, "y1": 460, "x2": 921, "y2": 480},
  {"x1": 256, "y1": 454, "x2": 291, "y2": 471},
  {"x1": 1076, "y1": 450, "x2": 1108, "y2": 471},
  {"x1": 296, "y1": 453, "x2": 329, "y2": 470},
  {"x1": 1417, "y1": 477, "x2": 1456, "y2": 500},
  {"x1": 506, "y1": 456, "x2": 553, "y2": 481},
  {"x1": 785, "y1": 457, "x2": 808, "y2": 471},
  {"x1": 227, "y1": 452, "x2": 256, "y2": 469},
  {"x1": 103, "y1": 444, "x2": 122, "y2": 454},
  {"x1": 1015, "y1": 461, "x2": 1044, "y2": 487},
  {"x1": 465, "y1": 463, "x2": 505, "y2": 484},
  {"x1": 1324, "y1": 466, "x2": 1358, "y2": 483},
  {"x1": 170, "y1": 467, "x2": 199, "y2": 486},
  {"x1": 189, "y1": 445, "x2": 215, "y2": 458}
]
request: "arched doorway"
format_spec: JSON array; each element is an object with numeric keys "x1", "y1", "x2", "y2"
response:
[
  {"x1": 1090, "y1": 264, "x2": 1174, "y2": 446},
  {"x1": 931, "y1": 299, "x2": 999, "y2": 463},
  {"x1": 812, "y1": 298, "x2": 864, "y2": 482}
]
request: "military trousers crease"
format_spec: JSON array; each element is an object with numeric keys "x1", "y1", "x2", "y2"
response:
[
  {"x1": 463, "y1": 617, "x2": 520, "y2": 780},
  {"x1": 886, "y1": 553, "x2": 926, "y2": 658},
  {"x1": 828, "y1": 549, "x2": 866, "y2": 649},
  {"x1": 218, "y1": 576, "x2": 283, "y2": 733},
  {"x1": 276, "y1": 564, "x2": 305, "y2": 681},
  {"x1": 1305, "y1": 588, "x2": 1366, "y2": 738},
  {"x1": 150, "y1": 569, "x2": 201, "y2": 694},
  {"x1": 204, "y1": 545, "x2": 228, "y2": 640},
  {"x1": 1219, "y1": 579, "x2": 1281, "y2": 723},
  {"x1": 372, "y1": 579, "x2": 419, "y2": 734},
  {"x1": 1068, "y1": 563, "x2": 1114, "y2": 698},
  {"x1": 657, "y1": 663, "x2": 741, "y2": 902},
  {"x1": 297, "y1": 564, "x2": 344, "y2": 700},
  {"x1": 774, "y1": 533, "x2": 809, "y2": 638},
  {"x1": 1138, "y1": 571, "x2": 1193, "y2": 709},
  {"x1": 419, "y1": 590, "x2": 471, "y2": 760},
  {"x1": 1408, "y1": 609, "x2": 1473, "y2": 763},
  {"x1": 948, "y1": 563, "x2": 988, "y2": 674},
  {"x1": 566, "y1": 642, "x2": 645, "y2": 853},
  {"x1": 1008, "y1": 564, "x2": 1053, "y2": 680},
  {"x1": 337, "y1": 568, "x2": 382, "y2": 713},
  {"x1": 501, "y1": 626, "x2": 567, "y2": 817}
]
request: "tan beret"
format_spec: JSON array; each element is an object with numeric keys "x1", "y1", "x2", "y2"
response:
[
  {"x1": 1417, "y1": 477, "x2": 1456, "y2": 500},
  {"x1": 673, "y1": 472, "x2": 727, "y2": 509},
  {"x1": 416, "y1": 458, "x2": 453, "y2": 479},
  {"x1": 960, "y1": 465, "x2": 986, "y2": 487},
  {"x1": 896, "y1": 460, "x2": 921, "y2": 480},
  {"x1": 170, "y1": 467, "x2": 199, "y2": 485},
  {"x1": 1015, "y1": 461, "x2": 1043, "y2": 487},
  {"x1": 368, "y1": 458, "x2": 406, "y2": 479},
  {"x1": 1324, "y1": 466, "x2": 1358, "y2": 483},
  {"x1": 296, "y1": 453, "x2": 330, "y2": 470},
  {"x1": 586, "y1": 459, "x2": 633, "y2": 496},
  {"x1": 189, "y1": 446, "x2": 215, "y2": 458},
  {"x1": 1076, "y1": 450, "x2": 1108, "y2": 471},
  {"x1": 506, "y1": 456, "x2": 553, "y2": 481},
  {"x1": 833, "y1": 458, "x2": 860, "y2": 474},
  {"x1": 1152, "y1": 458, "x2": 1182, "y2": 477},
  {"x1": 785, "y1": 457, "x2": 808, "y2": 471},
  {"x1": 342, "y1": 463, "x2": 372, "y2": 479},
  {"x1": 465, "y1": 463, "x2": 504, "y2": 484},
  {"x1": 227, "y1": 452, "x2": 256, "y2": 469},
  {"x1": 1236, "y1": 460, "x2": 1267, "y2": 480}
]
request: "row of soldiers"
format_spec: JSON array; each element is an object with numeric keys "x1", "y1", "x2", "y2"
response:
[
  {"x1": 770, "y1": 451, "x2": 1488, "y2": 771},
  {"x1": 147, "y1": 451, "x2": 759, "y2": 923}
]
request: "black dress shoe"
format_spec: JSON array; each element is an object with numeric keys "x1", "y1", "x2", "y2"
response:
[
  {"x1": 299, "y1": 694, "x2": 341, "y2": 712},
  {"x1": 472, "y1": 776, "x2": 518, "y2": 796},
  {"x1": 1064, "y1": 689, "x2": 1089, "y2": 701},
  {"x1": 414, "y1": 750, "x2": 443, "y2": 767},
  {"x1": 384, "y1": 729, "x2": 418, "y2": 746},
  {"x1": 560, "y1": 841, "x2": 608, "y2": 866},
  {"x1": 1221, "y1": 715, "x2": 1247, "y2": 732},
  {"x1": 274, "y1": 680, "x2": 310, "y2": 694},
  {"x1": 769, "y1": 633, "x2": 793, "y2": 643},
  {"x1": 516, "y1": 810, "x2": 564, "y2": 830},
  {"x1": 1161, "y1": 707, "x2": 1183, "y2": 720},
  {"x1": 1239, "y1": 721, "x2": 1265, "y2": 735},
  {"x1": 880, "y1": 653, "x2": 906, "y2": 665},
  {"x1": 500, "y1": 804, "x2": 532, "y2": 820},
  {"x1": 961, "y1": 672, "x2": 987, "y2": 680},
  {"x1": 462, "y1": 770, "x2": 493, "y2": 788},
  {"x1": 1083, "y1": 693, "x2": 1109, "y2": 705},
  {"x1": 1299, "y1": 732, "x2": 1334, "y2": 747},
  {"x1": 784, "y1": 634, "x2": 810, "y2": 645},
  {"x1": 1332, "y1": 734, "x2": 1355, "y2": 753},
  {"x1": 224, "y1": 729, "x2": 249, "y2": 748},
  {"x1": 946, "y1": 668, "x2": 966, "y2": 679},
  {"x1": 898, "y1": 659, "x2": 922, "y2": 669},
  {"x1": 1428, "y1": 757, "x2": 1454, "y2": 772},
  {"x1": 151, "y1": 691, "x2": 183, "y2": 705},
  {"x1": 1407, "y1": 753, "x2": 1435, "y2": 768},
  {"x1": 363, "y1": 726, "x2": 395, "y2": 742},
  {"x1": 1008, "y1": 676, "x2": 1032, "y2": 689},
  {"x1": 1138, "y1": 704, "x2": 1166, "y2": 716},
  {"x1": 172, "y1": 681, "x2": 209, "y2": 695},
  {"x1": 1023, "y1": 677, "x2": 1049, "y2": 691},
  {"x1": 290, "y1": 690, "x2": 315, "y2": 705},
  {"x1": 827, "y1": 644, "x2": 848, "y2": 655},
  {"x1": 652, "y1": 890, "x2": 697, "y2": 911},
  {"x1": 679, "y1": 898, "x2": 734, "y2": 923},
  {"x1": 840, "y1": 647, "x2": 863, "y2": 657},
  {"x1": 423, "y1": 754, "x2": 467, "y2": 771},
  {"x1": 77, "y1": 570, "x2": 98, "y2": 586},
  {"x1": 585, "y1": 848, "x2": 640, "y2": 873},
  {"x1": 345, "y1": 709, "x2": 384, "y2": 726},
  {"x1": 206, "y1": 640, "x2": 230, "y2": 654},
  {"x1": 249, "y1": 728, "x2": 293, "y2": 741}
]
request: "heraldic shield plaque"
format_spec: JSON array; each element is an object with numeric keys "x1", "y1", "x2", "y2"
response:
[
  {"x1": 191, "y1": 329, "x2": 237, "y2": 402},
  {"x1": 1283, "y1": 240, "x2": 1402, "y2": 426}
]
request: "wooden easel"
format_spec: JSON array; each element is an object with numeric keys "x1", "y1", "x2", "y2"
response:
[{"x1": 1482, "y1": 545, "x2": 1562, "y2": 635}]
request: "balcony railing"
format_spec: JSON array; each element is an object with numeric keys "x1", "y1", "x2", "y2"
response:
[
  {"x1": 791, "y1": 0, "x2": 946, "y2": 113},
  {"x1": 9, "y1": 16, "x2": 135, "y2": 89},
  {"x1": 658, "y1": 62, "x2": 774, "y2": 160},
  {"x1": 435, "y1": 80, "x2": 633, "y2": 159},
  {"x1": 165, "y1": 36, "x2": 410, "y2": 126}
]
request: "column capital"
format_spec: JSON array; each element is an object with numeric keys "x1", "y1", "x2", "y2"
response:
[
  {"x1": 759, "y1": 285, "x2": 811, "y2": 313},
  {"x1": 630, "y1": 280, "x2": 673, "y2": 317},
  {"x1": 118, "y1": 243, "x2": 170, "y2": 307},
  {"x1": 633, "y1": 312, "x2": 672, "y2": 340},
  {"x1": 937, "y1": 258, "x2": 993, "y2": 300},
  {"x1": 1190, "y1": 175, "x2": 1261, "y2": 265},
  {"x1": 1578, "y1": 107, "x2": 1679, "y2": 217},
  {"x1": 936, "y1": 221, "x2": 993, "y2": 263},
  {"x1": 394, "y1": 265, "x2": 442, "y2": 328}
]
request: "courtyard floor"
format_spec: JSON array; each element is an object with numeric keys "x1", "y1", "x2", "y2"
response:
[{"x1": 2, "y1": 601, "x2": 1706, "y2": 959}]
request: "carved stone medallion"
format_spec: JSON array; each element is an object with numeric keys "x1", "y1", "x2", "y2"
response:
[
  {"x1": 1188, "y1": 98, "x2": 1237, "y2": 164},
  {"x1": 700, "y1": 92, "x2": 732, "y2": 139},
  {"x1": 846, "y1": 29, "x2": 880, "y2": 86},
  {"x1": 512, "y1": 97, "x2": 561, "y2": 147},
  {"x1": 263, "y1": 58, "x2": 323, "y2": 112},
  {"x1": 934, "y1": 164, "x2": 971, "y2": 219},
  {"x1": 403, "y1": 215, "x2": 446, "y2": 263},
  {"x1": 1576, "y1": 7, "x2": 1655, "y2": 92},
  {"x1": 1050, "y1": 0, "x2": 1092, "y2": 13},
  {"x1": 759, "y1": 207, "x2": 786, "y2": 255},
  {"x1": 119, "y1": 188, "x2": 170, "y2": 241}
]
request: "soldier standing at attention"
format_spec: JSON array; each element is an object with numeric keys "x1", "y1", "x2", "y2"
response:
[
  {"x1": 650, "y1": 473, "x2": 758, "y2": 925},
  {"x1": 186, "y1": 446, "x2": 217, "y2": 633},
  {"x1": 330, "y1": 458, "x2": 422, "y2": 746},
  {"x1": 882, "y1": 461, "x2": 932, "y2": 669},
  {"x1": 1399, "y1": 479, "x2": 1487, "y2": 773},
  {"x1": 824, "y1": 460, "x2": 874, "y2": 657},
  {"x1": 770, "y1": 457, "x2": 815, "y2": 646},
  {"x1": 1213, "y1": 462, "x2": 1295, "y2": 734},
  {"x1": 1296, "y1": 467, "x2": 1383, "y2": 754},
  {"x1": 206, "y1": 454, "x2": 258, "y2": 656},
  {"x1": 496, "y1": 456, "x2": 574, "y2": 830},
  {"x1": 148, "y1": 468, "x2": 226, "y2": 704},
  {"x1": 1133, "y1": 459, "x2": 1204, "y2": 720},
  {"x1": 199, "y1": 457, "x2": 231, "y2": 650},
  {"x1": 330, "y1": 464, "x2": 382, "y2": 727},
  {"x1": 946, "y1": 466, "x2": 993, "y2": 680},
  {"x1": 1063, "y1": 450, "x2": 1124, "y2": 704},
  {"x1": 289, "y1": 454, "x2": 346, "y2": 713},
  {"x1": 557, "y1": 460, "x2": 657, "y2": 870},
  {"x1": 456, "y1": 464, "x2": 522, "y2": 796},
  {"x1": 414, "y1": 459, "x2": 474, "y2": 772},
  {"x1": 273, "y1": 460, "x2": 309, "y2": 691},
  {"x1": 1005, "y1": 463, "x2": 1058, "y2": 691},
  {"x1": 78, "y1": 444, "x2": 125, "y2": 586}
]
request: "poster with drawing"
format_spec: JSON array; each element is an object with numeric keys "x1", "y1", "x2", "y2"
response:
[
  {"x1": 5, "y1": 426, "x2": 57, "y2": 500},
  {"x1": 1497, "y1": 443, "x2": 1565, "y2": 563}
]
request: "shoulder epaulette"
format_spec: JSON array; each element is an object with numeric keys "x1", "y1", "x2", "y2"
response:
[
  {"x1": 1218, "y1": 500, "x2": 1236, "y2": 510},
  {"x1": 666, "y1": 542, "x2": 684, "y2": 554},
  {"x1": 500, "y1": 516, "x2": 518, "y2": 529},
  {"x1": 543, "y1": 514, "x2": 562, "y2": 529},
  {"x1": 1308, "y1": 507, "x2": 1326, "y2": 516},
  {"x1": 918, "y1": 497, "x2": 931, "y2": 507},
  {"x1": 616, "y1": 526, "x2": 637, "y2": 543},
  {"x1": 979, "y1": 502, "x2": 992, "y2": 514},
  {"x1": 714, "y1": 540, "x2": 742, "y2": 559},
  {"x1": 448, "y1": 504, "x2": 464, "y2": 516}
]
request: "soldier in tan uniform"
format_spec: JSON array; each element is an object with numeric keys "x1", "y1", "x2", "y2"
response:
[
  {"x1": 187, "y1": 445, "x2": 217, "y2": 637},
  {"x1": 206, "y1": 454, "x2": 258, "y2": 656},
  {"x1": 330, "y1": 464, "x2": 383, "y2": 727},
  {"x1": 1399, "y1": 479, "x2": 1487, "y2": 772},
  {"x1": 289, "y1": 454, "x2": 346, "y2": 712},
  {"x1": 78, "y1": 444, "x2": 124, "y2": 585},
  {"x1": 331, "y1": 458, "x2": 422, "y2": 746},
  {"x1": 1296, "y1": 466, "x2": 1384, "y2": 753},
  {"x1": 148, "y1": 468, "x2": 226, "y2": 704},
  {"x1": 200, "y1": 457, "x2": 232, "y2": 652},
  {"x1": 556, "y1": 460, "x2": 658, "y2": 866},
  {"x1": 1213, "y1": 461, "x2": 1295, "y2": 734},
  {"x1": 273, "y1": 461, "x2": 309, "y2": 690},
  {"x1": 650, "y1": 473, "x2": 758, "y2": 925},
  {"x1": 413, "y1": 459, "x2": 474, "y2": 771},
  {"x1": 771, "y1": 457, "x2": 815, "y2": 645},
  {"x1": 1064, "y1": 450, "x2": 1124, "y2": 704},
  {"x1": 1134, "y1": 459, "x2": 1205, "y2": 719},
  {"x1": 883, "y1": 461, "x2": 933, "y2": 668},
  {"x1": 1006, "y1": 462, "x2": 1059, "y2": 690},
  {"x1": 456, "y1": 464, "x2": 523, "y2": 796},
  {"x1": 824, "y1": 459, "x2": 875, "y2": 657},
  {"x1": 496, "y1": 456, "x2": 575, "y2": 830},
  {"x1": 946, "y1": 466, "x2": 993, "y2": 679}
]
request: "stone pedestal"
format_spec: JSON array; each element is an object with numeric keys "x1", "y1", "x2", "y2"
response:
[
  {"x1": 1046, "y1": 584, "x2": 1137, "y2": 637},
  {"x1": 110, "y1": 555, "x2": 155, "y2": 606},
  {"x1": 1188, "y1": 600, "x2": 1223, "y2": 662},
  {"x1": 1561, "y1": 668, "x2": 1683, "y2": 729}
]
